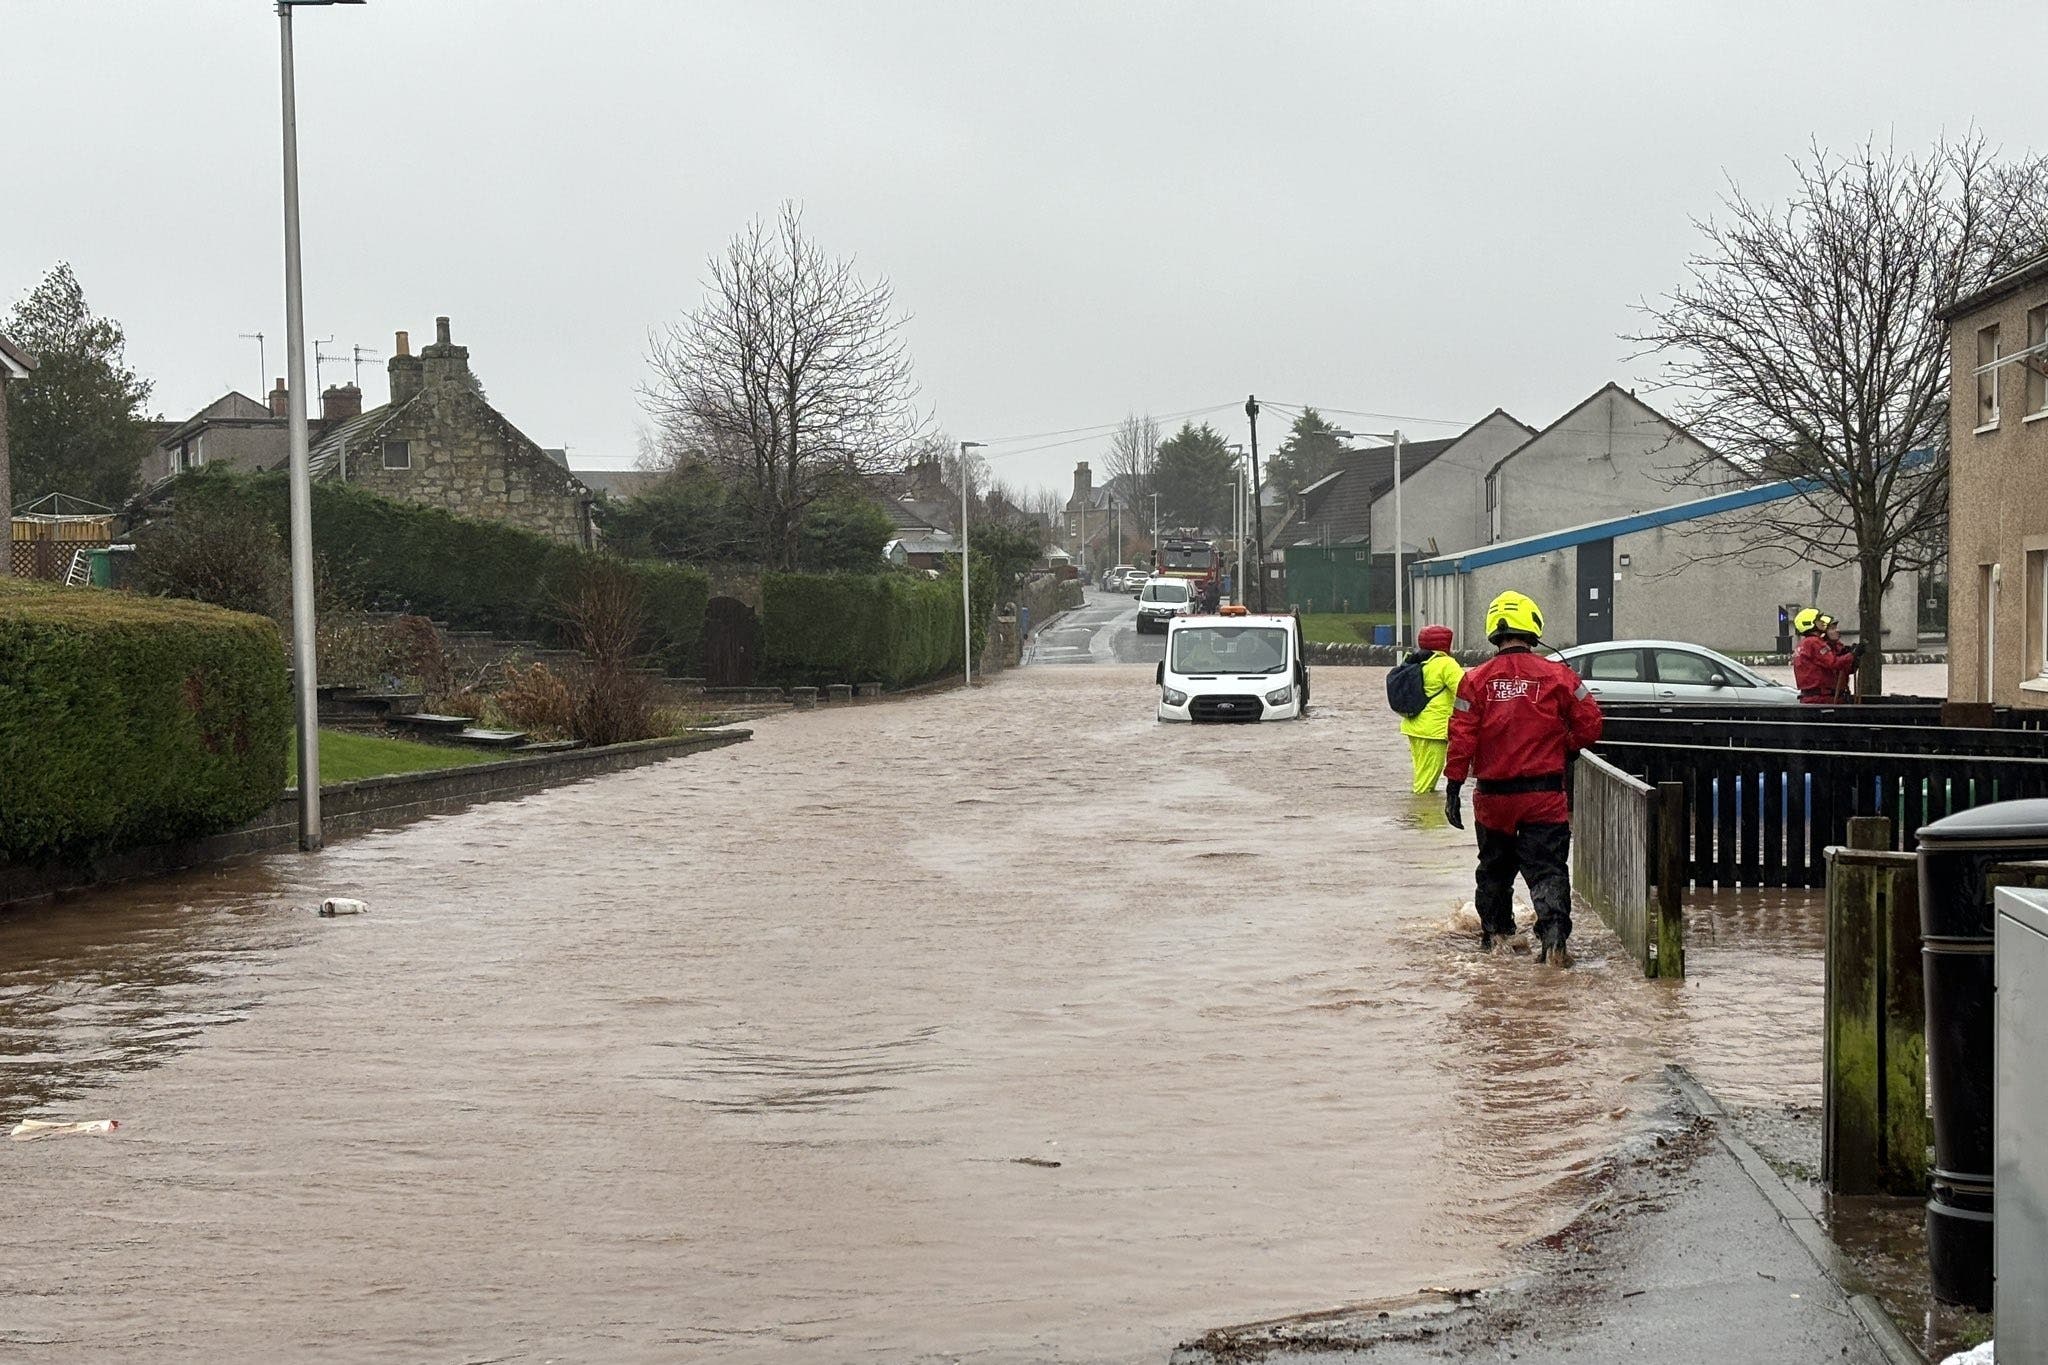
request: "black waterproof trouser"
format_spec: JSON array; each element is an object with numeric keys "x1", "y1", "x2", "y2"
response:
[{"x1": 1474, "y1": 820, "x2": 1573, "y2": 945}]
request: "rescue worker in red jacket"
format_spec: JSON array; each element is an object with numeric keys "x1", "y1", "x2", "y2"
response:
[
  {"x1": 1791, "y1": 608, "x2": 1861, "y2": 704},
  {"x1": 1444, "y1": 591, "x2": 1605, "y2": 963}
]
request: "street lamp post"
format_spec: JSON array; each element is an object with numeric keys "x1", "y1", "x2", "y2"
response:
[
  {"x1": 277, "y1": 0, "x2": 362, "y2": 851},
  {"x1": 1335, "y1": 426, "x2": 1407, "y2": 648},
  {"x1": 959, "y1": 440, "x2": 984, "y2": 691},
  {"x1": 1150, "y1": 491, "x2": 1160, "y2": 569}
]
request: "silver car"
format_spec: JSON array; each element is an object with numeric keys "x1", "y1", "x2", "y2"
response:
[{"x1": 1556, "y1": 639, "x2": 1801, "y2": 705}]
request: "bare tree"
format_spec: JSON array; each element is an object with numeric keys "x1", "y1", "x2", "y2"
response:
[
  {"x1": 643, "y1": 204, "x2": 924, "y2": 569},
  {"x1": 1099, "y1": 412, "x2": 1159, "y2": 535},
  {"x1": 1633, "y1": 135, "x2": 2048, "y2": 694}
]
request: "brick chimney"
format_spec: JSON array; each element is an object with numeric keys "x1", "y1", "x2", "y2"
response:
[
  {"x1": 387, "y1": 328, "x2": 423, "y2": 404},
  {"x1": 910, "y1": 456, "x2": 944, "y2": 493},
  {"x1": 1073, "y1": 461, "x2": 1092, "y2": 501},
  {"x1": 268, "y1": 377, "x2": 289, "y2": 417},
  {"x1": 420, "y1": 315, "x2": 472, "y2": 392},
  {"x1": 321, "y1": 383, "x2": 363, "y2": 422}
]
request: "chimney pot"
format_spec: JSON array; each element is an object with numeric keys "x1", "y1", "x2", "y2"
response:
[
  {"x1": 394, "y1": 330, "x2": 410, "y2": 357},
  {"x1": 268, "y1": 377, "x2": 289, "y2": 417},
  {"x1": 435, "y1": 316, "x2": 452, "y2": 346}
]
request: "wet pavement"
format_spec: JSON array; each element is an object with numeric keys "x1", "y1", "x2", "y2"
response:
[
  {"x1": 0, "y1": 662, "x2": 1845, "y2": 1362},
  {"x1": 1024, "y1": 585, "x2": 1166, "y2": 665}
]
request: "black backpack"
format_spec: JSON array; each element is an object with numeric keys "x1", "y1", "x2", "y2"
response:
[{"x1": 1385, "y1": 650, "x2": 1437, "y2": 718}]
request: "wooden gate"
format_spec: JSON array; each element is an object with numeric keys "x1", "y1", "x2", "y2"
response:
[{"x1": 702, "y1": 596, "x2": 760, "y2": 687}]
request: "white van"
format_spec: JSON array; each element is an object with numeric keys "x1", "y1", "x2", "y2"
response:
[
  {"x1": 1156, "y1": 612, "x2": 1308, "y2": 721},
  {"x1": 1135, "y1": 577, "x2": 1194, "y2": 632}
]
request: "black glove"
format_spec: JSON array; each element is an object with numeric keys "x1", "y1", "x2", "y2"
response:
[
  {"x1": 1444, "y1": 780, "x2": 1464, "y2": 830},
  {"x1": 1852, "y1": 641, "x2": 1868, "y2": 659}
]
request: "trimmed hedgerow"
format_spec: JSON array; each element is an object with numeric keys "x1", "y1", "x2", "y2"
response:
[
  {"x1": 0, "y1": 578, "x2": 291, "y2": 864},
  {"x1": 760, "y1": 566, "x2": 996, "y2": 687},
  {"x1": 156, "y1": 470, "x2": 710, "y2": 671}
]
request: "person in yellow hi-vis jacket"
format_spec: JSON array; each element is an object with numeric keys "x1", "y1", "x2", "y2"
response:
[{"x1": 1397, "y1": 624, "x2": 1464, "y2": 794}]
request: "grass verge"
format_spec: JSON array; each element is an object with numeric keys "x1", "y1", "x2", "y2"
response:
[
  {"x1": 288, "y1": 729, "x2": 498, "y2": 785},
  {"x1": 1298, "y1": 611, "x2": 1395, "y2": 644}
]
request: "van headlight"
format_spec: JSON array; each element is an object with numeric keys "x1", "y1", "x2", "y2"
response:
[
  {"x1": 1265, "y1": 685, "x2": 1294, "y2": 705},
  {"x1": 1161, "y1": 687, "x2": 1189, "y2": 707}
]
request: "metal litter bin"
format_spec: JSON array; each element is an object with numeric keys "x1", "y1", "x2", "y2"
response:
[{"x1": 1917, "y1": 800, "x2": 2048, "y2": 1308}]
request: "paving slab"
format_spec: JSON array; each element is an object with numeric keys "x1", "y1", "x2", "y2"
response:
[{"x1": 1174, "y1": 1068, "x2": 1917, "y2": 1365}]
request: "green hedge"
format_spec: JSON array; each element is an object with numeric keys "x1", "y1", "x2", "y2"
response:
[
  {"x1": 161, "y1": 470, "x2": 709, "y2": 671},
  {"x1": 761, "y1": 567, "x2": 996, "y2": 687},
  {"x1": 0, "y1": 579, "x2": 291, "y2": 864}
]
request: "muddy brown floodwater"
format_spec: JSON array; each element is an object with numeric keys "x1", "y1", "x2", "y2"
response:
[{"x1": 0, "y1": 667, "x2": 1829, "y2": 1362}]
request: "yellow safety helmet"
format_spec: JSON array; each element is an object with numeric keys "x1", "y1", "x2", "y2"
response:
[
  {"x1": 1793, "y1": 607, "x2": 1822, "y2": 634},
  {"x1": 1484, "y1": 590, "x2": 1545, "y2": 643}
]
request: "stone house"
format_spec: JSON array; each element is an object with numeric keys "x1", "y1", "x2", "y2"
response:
[
  {"x1": 1063, "y1": 461, "x2": 1138, "y2": 573},
  {"x1": 1938, "y1": 252, "x2": 2048, "y2": 710},
  {"x1": 308, "y1": 318, "x2": 597, "y2": 547},
  {"x1": 0, "y1": 335, "x2": 35, "y2": 572}
]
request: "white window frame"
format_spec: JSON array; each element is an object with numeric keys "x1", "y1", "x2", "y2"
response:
[
  {"x1": 381, "y1": 439, "x2": 412, "y2": 470},
  {"x1": 1976, "y1": 324, "x2": 2002, "y2": 432}
]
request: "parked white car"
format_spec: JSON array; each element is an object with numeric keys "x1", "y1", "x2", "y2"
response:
[
  {"x1": 1556, "y1": 640, "x2": 1801, "y2": 705},
  {"x1": 1134, "y1": 578, "x2": 1193, "y2": 631},
  {"x1": 1156, "y1": 613, "x2": 1308, "y2": 721}
]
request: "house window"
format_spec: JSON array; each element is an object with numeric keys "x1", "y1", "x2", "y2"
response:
[
  {"x1": 381, "y1": 440, "x2": 412, "y2": 470},
  {"x1": 2029, "y1": 305, "x2": 2047, "y2": 417},
  {"x1": 1976, "y1": 324, "x2": 2001, "y2": 430}
]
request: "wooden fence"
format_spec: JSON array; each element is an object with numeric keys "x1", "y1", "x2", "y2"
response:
[
  {"x1": 1823, "y1": 818, "x2": 1928, "y2": 1196},
  {"x1": 1571, "y1": 752, "x2": 1685, "y2": 978},
  {"x1": 1595, "y1": 739, "x2": 2048, "y2": 888}
]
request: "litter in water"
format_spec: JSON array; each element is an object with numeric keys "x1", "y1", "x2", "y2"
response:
[
  {"x1": 317, "y1": 898, "x2": 369, "y2": 917},
  {"x1": 11, "y1": 1119, "x2": 120, "y2": 1142}
]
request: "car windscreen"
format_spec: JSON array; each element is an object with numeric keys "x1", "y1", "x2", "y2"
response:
[
  {"x1": 1170, "y1": 626, "x2": 1290, "y2": 675},
  {"x1": 1142, "y1": 581, "x2": 1188, "y2": 602}
]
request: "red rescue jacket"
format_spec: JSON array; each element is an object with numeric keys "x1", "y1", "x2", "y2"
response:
[
  {"x1": 1446, "y1": 645, "x2": 1605, "y2": 828},
  {"x1": 1792, "y1": 633, "x2": 1856, "y2": 703}
]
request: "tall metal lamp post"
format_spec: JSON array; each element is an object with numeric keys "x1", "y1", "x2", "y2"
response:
[
  {"x1": 277, "y1": 0, "x2": 363, "y2": 851},
  {"x1": 959, "y1": 440, "x2": 984, "y2": 691},
  {"x1": 1334, "y1": 426, "x2": 1407, "y2": 647}
]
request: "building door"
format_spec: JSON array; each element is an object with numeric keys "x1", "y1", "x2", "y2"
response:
[{"x1": 1576, "y1": 538, "x2": 1614, "y2": 644}]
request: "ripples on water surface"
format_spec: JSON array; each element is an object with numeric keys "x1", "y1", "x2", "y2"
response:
[{"x1": 0, "y1": 668, "x2": 1827, "y2": 1361}]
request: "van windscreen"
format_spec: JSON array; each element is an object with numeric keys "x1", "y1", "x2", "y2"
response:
[{"x1": 1170, "y1": 626, "x2": 1290, "y2": 675}]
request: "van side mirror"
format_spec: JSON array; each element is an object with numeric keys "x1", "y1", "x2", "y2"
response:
[{"x1": 1155, "y1": 661, "x2": 1165, "y2": 685}]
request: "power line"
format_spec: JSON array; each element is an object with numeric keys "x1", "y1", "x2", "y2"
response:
[
  {"x1": 981, "y1": 402, "x2": 1242, "y2": 461},
  {"x1": 1258, "y1": 400, "x2": 1474, "y2": 429},
  {"x1": 980, "y1": 400, "x2": 1238, "y2": 448}
]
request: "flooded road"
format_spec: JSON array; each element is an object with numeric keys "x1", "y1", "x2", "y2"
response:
[{"x1": 0, "y1": 666, "x2": 1828, "y2": 1362}]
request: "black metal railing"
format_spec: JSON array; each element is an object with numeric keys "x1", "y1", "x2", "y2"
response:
[
  {"x1": 1600, "y1": 716, "x2": 2048, "y2": 759},
  {"x1": 1596, "y1": 740, "x2": 2048, "y2": 888}
]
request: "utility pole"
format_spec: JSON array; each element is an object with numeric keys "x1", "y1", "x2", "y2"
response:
[
  {"x1": 1245, "y1": 395, "x2": 1267, "y2": 612},
  {"x1": 960, "y1": 440, "x2": 984, "y2": 691},
  {"x1": 1150, "y1": 492, "x2": 1160, "y2": 568}
]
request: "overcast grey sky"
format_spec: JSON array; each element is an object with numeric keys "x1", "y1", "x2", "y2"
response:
[{"x1": 8, "y1": 1, "x2": 2042, "y2": 493}]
